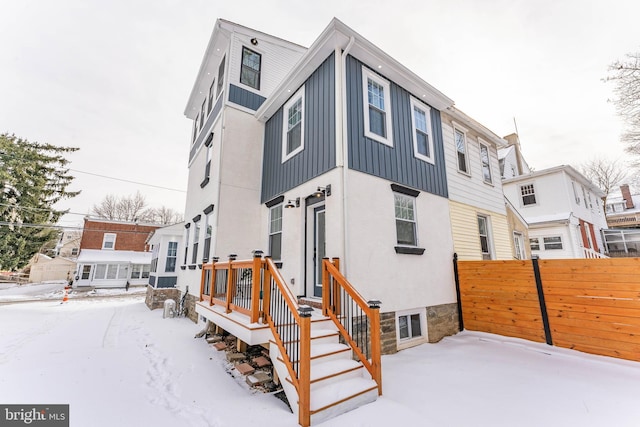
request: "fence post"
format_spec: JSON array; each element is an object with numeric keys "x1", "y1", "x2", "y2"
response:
[
  {"x1": 531, "y1": 256, "x2": 553, "y2": 346},
  {"x1": 250, "y1": 250, "x2": 263, "y2": 323},
  {"x1": 226, "y1": 254, "x2": 237, "y2": 313},
  {"x1": 210, "y1": 257, "x2": 218, "y2": 306},
  {"x1": 322, "y1": 257, "x2": 330, "y2": 316},
  {"x1": 332, "y1": 257, "x2": 341, "y2": 316},
  {"x1": 298, "y1": 305, "x2": 313, "y2": 427},
  {"x1": 453, "y1": 253, "x2": 464, "y2": 331},
  {"x1": 262, "y1": 256, "x2": 272, "y2": 322},
  {"x1": 199, "y1": 260, "x2": 206, "y2": 302}
]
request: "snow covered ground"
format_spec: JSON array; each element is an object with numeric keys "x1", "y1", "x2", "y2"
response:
[{"x1": 1, "y1": 289, "x2": 639, "y2": 426}]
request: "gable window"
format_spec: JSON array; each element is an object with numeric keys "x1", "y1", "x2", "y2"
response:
[
  {"x1": 240, "y1": 46, "x2": 261, "y2": 90},
  {"x1": 479, "y1": 143, "x2": 492, "y2": 184},
  {"x1": 394, "y1": 193, "x2": 417, "y2": 246},
  {"x1": 513, "y1": 232, "x2": 525, "y2": 260},
  {"x1": 216, "y1": 56, "x2": 225, "y2": 98},
  {"x1": 477, "y1": 215, "x2": 494, "y2": 260},
  {"x1": 410, "y1": 98, "x2": 434, "y2": 163},
  {"x1": 362, "y1": 67, "x2": 393, "y2": 146},
  {"x1": 397, "y1": 309, "x2": 424, "y2": 342},
  {"x1": 543, "y1": 236, "x2": 563, "y2": 250},
  {"x1": 529, "y1": 237, "x2": 540, "y2": 251},
  {"x1": 520, "y1": 184, "x2": 537, "y2": 206},
  {"x1": 269, "y1": 204, "x2": 283, "y2": 261},
  {"x1": 454, "y1": 127, "x2": 469, "y2": 174},
  {"x1": 282, "y1": 86, "x2": 305, "y2": 162},
  {"x1": 207, "y1": 79, "x2": 215, "y2": 114},
  {"x1": 166, "y1": 241, "x2": 178, "y2": 273},
  {"x1": 102, "y1": 233, "x2": 116, "y2": 250}
]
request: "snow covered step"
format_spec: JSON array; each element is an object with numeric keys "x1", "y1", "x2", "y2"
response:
[
  {"x1": 310, "y1": 328, "x2": 339, "y2": 345},
  {"x1": 310, "y1": 358, "x2": 366, "y2": 390},
  {"x1": 310, "y1": 343, "x2": 350, "y2": 364},
  {"x1": 309, "y1": 377, "x2": 379, "y2": 425}
]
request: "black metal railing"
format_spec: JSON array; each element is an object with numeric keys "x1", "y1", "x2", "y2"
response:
[
  {"x1": 213, "y1": 268, "x2": 228, "y2": 302},
  {"x1": 330, "y1": 281, "x2": 371, "y2": 360},
  {"x1": 268, "y1": 275, "x2": 301, "y2": 377},
  {"x1": 233, "y1": 267, "x2": 253, "y2": 312}
]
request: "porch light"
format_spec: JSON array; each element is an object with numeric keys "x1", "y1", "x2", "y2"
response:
[
  {"x1": 312, "y1": 184, "x2": 331, "y2": 198},
  {"x1": 285, "y1": 197, "x2": 300, "y2": 208}
]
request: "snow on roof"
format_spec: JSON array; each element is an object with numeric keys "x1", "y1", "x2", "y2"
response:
[
  {"x1": 76, "y1": 249, "x2": 151, "y2": 264},
  {"x1": 497, "y1": 145, "x2": 514, "y2": 160},
  {"x1": 526, "y1": 212, "x2": 571, "y2": 224}
]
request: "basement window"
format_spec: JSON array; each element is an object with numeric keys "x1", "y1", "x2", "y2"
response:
[{"x1": 396, "y1": 309, "x2": 426, "y2": 345}]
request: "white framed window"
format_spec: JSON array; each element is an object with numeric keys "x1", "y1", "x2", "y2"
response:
[
  {"x1": 479, "y1": 142, "x2": 492, "y2": 184},
  {"x1": 362, "y1": 67, "x2": 393, "y2": 146},
  {"x1": 71, "y1": 247, "x2": 79, "y2": 256},
  {"x1": 477, "y1": 215, "x2": 494, "y2": 260},
  {"x1": 240, "y1": 46, "x2": 261, "y2": 90},
  {"x1": 131, "y1": 264, "x2": 150, "y2": 279},
  {"x1": 166, "y1": 241, "x2": 178, "y2": 273},
  {"x1": 454, "y1": 126, "x2": 469, "y2": 174},
  {"x1": 529, "y1": 237, "x2": 540, "y2": 251},
  {"x1": 81, "y1": 265, "x2": 91, "y2": 280},
  {"x1": 269, "y1": 204, "x2": 283, "y2": 261},
  {"x1": 394, "y1": 193, "x2": 417, "y2": 246},
  {"x1": 282, "y1": 86, "x2": 305, "y2": 162},
  {"x1": 396, "y1": 309, "x2": 426, "y2": 343},
  {"x1": 409, "y1": 97, "x2": 434, "y2": 163},
  {"x1": 192, "y1": 221, "x2": 201, "y2": 264},
  {"x1": 544, "y1": 236, "x2": 563, "y2": 250},
  {"x1": 520, "y1": 183, "x2": 537, "y2": 206},
  {"x1": 102, "y1": 233, "x2": 116, "y2": 250},
  {"x1": 94, "y1": 263, "x2": 126, "y2": 280},
  {"x1": 216, "y1": 56, "x2": 225, "y2": 98},
  {"x1": 183, "y1": 227, "x2": 190, "y2": 265},
  {"x1": 513, "y1": 232, "x2": 525, "y2": 260}
]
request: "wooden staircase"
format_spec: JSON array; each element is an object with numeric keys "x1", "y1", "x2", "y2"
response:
[{"x1": 197, "y1": 253, "x2": 382, "y2": 426}]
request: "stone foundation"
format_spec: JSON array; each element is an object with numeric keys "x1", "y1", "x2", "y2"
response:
[
  {"x1": 145, "y1": 285, "x2": 180, "y2": 310},
  {"x1": 184, "y1": 293, "x2": 199, "y2": 323},
  {"x1": 426, "y1": 303, "x2": 460, "y2": 343},
  {"x1": 379, "y1": 312, "x2": 398, "y2": 355}
]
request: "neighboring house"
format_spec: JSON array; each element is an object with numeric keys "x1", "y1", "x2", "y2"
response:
[
  {"x1": 74, "y1": 217, "x2": 158, "y2": 288},
  {"x1": 56, "y1": 229, "x2": 82, "y2": 259},
  {"x1": 498, "y1": 133, "x2": 531, "y2": 180},
  {"x1": 27, "y1": 253, "x2": 76, "y2": 283},
  {"x1": 441, "y1": 108, "x2": 513, "y2": 261},
  {"x1": 503, "y1": 165, "x2": 607, "y2": 259},
  {"x1": 603, "y1": 184, "x2": 640, "y2": 256},
  {"x1": 147, "y1": 222, "x2": 183, "y2": 288}
]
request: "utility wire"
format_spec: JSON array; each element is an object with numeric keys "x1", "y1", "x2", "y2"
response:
[{"x1": 0, "y1": 221, "x2": 172, "y2": 234}]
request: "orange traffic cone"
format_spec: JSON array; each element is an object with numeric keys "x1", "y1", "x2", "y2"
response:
[{"x1": 61, "y1": 288, "x2": 69, "y2": 304}]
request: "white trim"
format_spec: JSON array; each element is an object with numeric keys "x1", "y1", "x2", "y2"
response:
[
  {"x1": 281, "y1": 86, "x2": 305, "y2": 162},
  {"x1": 396, "y1": 308, "x2": 427, "y2": 349},
  {"x1": 393, "y1": 192, "x2": 418, "y2": 247},
  {"x1": 409, "y1": 97, "x2": 434, "y2": 164},
  {"x1": 453, "y1": 125, "x2": 470, "y2": 176},
  {"x1": 362, "y1": 66, "x2": 393, "y2": 147},
  {"x1": 478, "y1": 139, "x2": 493, "y2": 185},
  {"x1": 477, "y1": 214, "x2": 494, "y2": 260}
]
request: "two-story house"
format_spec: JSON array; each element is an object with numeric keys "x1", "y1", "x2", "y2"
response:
[
  {"x1": 147, "y1": 222, "x2": 183, "y2": 288},
  {"x1": 503, "y1": 165, "x2": 607, "y2": 259},
  {"x1": 602, "y1": 184, "x2": 640, "y2": 256},
  {"x1": 74, "y1": 217, "x2": 158, "y2": 288}
]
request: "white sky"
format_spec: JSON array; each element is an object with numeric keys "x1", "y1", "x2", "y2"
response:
[{"x1": 2, "y1": 0, "x2": 639, "y2": 227}]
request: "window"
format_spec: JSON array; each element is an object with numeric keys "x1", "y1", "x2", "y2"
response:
[
  {"x1": 240, "y1": 46, "x2": 261, "y2": 90},
  {"x1": 102, "y1": 233, "x2": 116, "y2": 250},
  {"x1": 216, "y1": 56, "x2": 225, "y2": 98},
  {"x1": 201, "y1": 139, "x2": 213, "y2": 188},
  {"x1": 203, "y1": 212, "x2": 213, "y2": 262},
  {"x1": 183, "y1": 227, "x2": 190, "y2": 265},
  {"x1": 282, "y1": 86, "x2": 305, "y2": 161},
  {"x1": 71, "y1": 247, "x2": 79, "y2": 256},
  {"x1": 454, "y1": 127, "x2": 469, "y2": 174},
  {"x1": 199, "y1": 99, "x2": 206, "y2": 130},
  {"x1": 131, "y1": 264, "x2": 150, "y2": 279},
  {"x1": 479, "y1": 143, "x2": 492, "y2": 184},
  {"x1": 571, "y1": 181, "x2": 581, "y2": 204},
  {"x1": 81, "y1": 265, "x2": 91, "y2": 280},
  {"x1": 93, "y1": 264, "x2": 126, "y2": 280},
  {"x1": 395, "y1": 193, "x2": 417, "y2": 246},
  {"x1": 397, "y1": 311, "x2": 423, "y2": 341},
  {"x1": 410, "y1": 98, "x2": 434, "y2": 163},
  {"x1": 529, "y1": 238, "x2": 540, "y2": 251},
  {"x1": 362, "y1": 67, "x2": 393, "y2": 146},
  {"x1": 269, "y1": 204, "x2": 283, "y2": 261},
  {"x1": 513, "y1": 232, "x2": 525, "y2": 260},
  {"x1": 477, "y1": 215, "x2": 493, "y2": 260},
  {"x1": 520, "y1": 184, "x2": 537, "y2": 206},
  {"x1": 166, "y1": 241, "x2": 178, "y2": 273},
  {"x1": 192, "y1": 221, "x2": 201, "y2": 264},
  {"x1": 543, "y1": 236, "x2": 563, "y2": 250},
  {"x1": 207, "y1": 79, "x2": 215, "y2": 113},
  {"x1": 193, "y1": 115, "x2": 200, "y2": 142}
]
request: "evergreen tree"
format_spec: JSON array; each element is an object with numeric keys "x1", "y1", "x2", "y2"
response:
[{"x1": 0, "y1": 133, "x2": 79, "y2": 271}]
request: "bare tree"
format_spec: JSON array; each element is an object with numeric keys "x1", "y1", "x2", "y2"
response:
[
  {"x1": 150, "y1": 206, "x2": 183, "y2": 224},
  {"x1": 606, "y1": 52, "x2": 640, "y2": 161},
  {"x1": 580, "y1": 157, "x2": 627, "y2": 206},
  {"x1": 91, "y1": 194, "x2": 120, "y2": 220},
  {"x1": 92, "y1": 192, "x2": 154, "y2": 222}
]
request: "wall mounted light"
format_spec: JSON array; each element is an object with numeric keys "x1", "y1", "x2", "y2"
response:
[
  {"x1": 251, "y1": 38, "x2": 258, "y2": 46},
  {"x1": 285, "y1": 197, "x2": 300, "y2": 208},
  {"x1": 312, "y1": 184, "x2": 331, "y2": 198}
]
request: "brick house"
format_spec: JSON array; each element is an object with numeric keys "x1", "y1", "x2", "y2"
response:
[{"x1": 74, "y1": 217, "x2": 159, "y2": 288}]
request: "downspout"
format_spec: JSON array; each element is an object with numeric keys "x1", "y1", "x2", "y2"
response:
[{"x1": 338, "y1": 36, "x2": 355, "y2": 276}]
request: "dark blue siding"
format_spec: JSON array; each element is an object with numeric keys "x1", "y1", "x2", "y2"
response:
[
  {"x1": 189, "y1": 94, "x2": 224, "y2": 164},
  {"x1": 229, "y1": 84, "x2": 266, "y2": 111},
  {"x1": 261, "y1": 53, "x2": 336, "y2": 203},
  {"x1": 346, "y1": 55, "x2": 448, "y2": 198}
]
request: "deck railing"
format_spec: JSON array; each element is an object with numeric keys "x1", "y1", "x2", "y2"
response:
[{"x1": 322, "y1": 258, "x2": 382, "y2": 395}]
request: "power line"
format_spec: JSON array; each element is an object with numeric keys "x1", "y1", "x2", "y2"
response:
[
  {"x1": 0, "y1": 202, "x2": 87, "y2": 216},
  {"x1": 0, "y1": 221, "x2": 172, "y2": 234}
]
